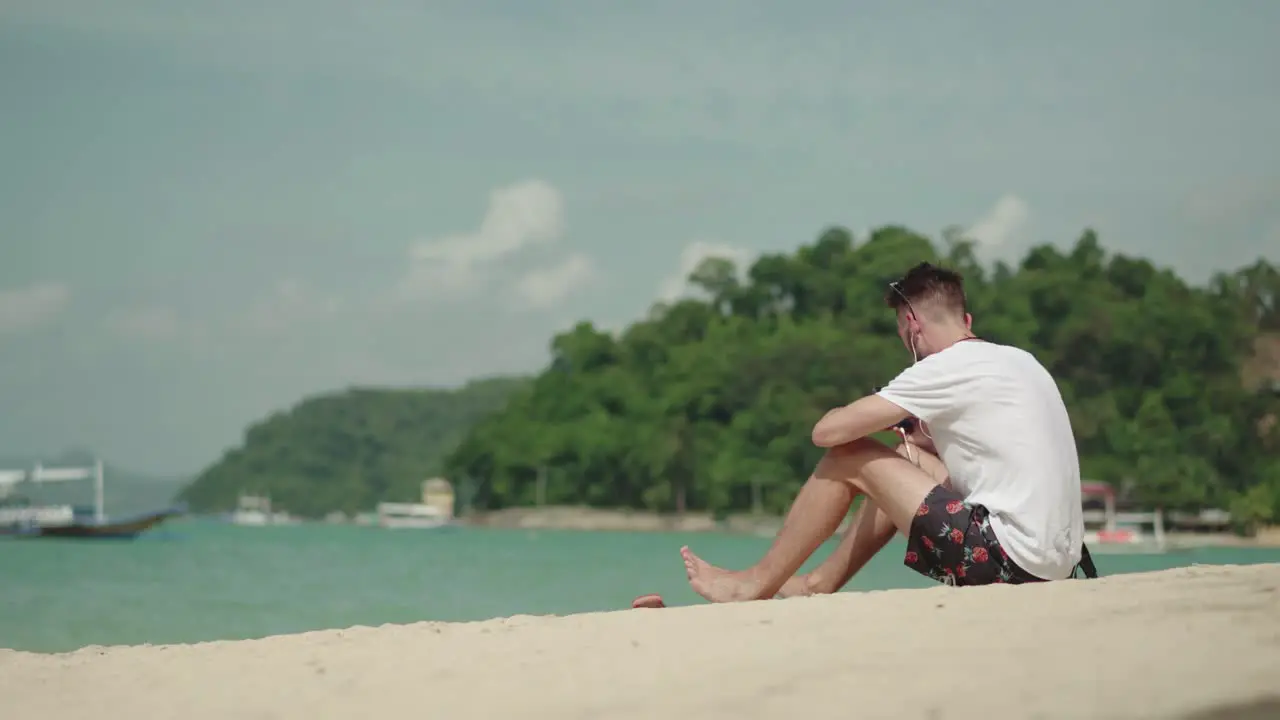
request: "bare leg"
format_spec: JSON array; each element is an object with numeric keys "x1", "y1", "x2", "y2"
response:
[
  {"x1": 774, "y1": 496, "x2": 897, "y2": 597},
  {"x1": 682, "y1": 437, "x2": 942, "y2": 602},
  {"x1": 682, "y1": 452, "x2": 855, "y2": 602},
  {"x1": 778, "y1": 441, "x2": 950, "y2": 597}
]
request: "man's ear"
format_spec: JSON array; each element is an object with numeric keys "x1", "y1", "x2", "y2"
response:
[{"x1": 964, "y1": 313, "x2": 973, "y2": 331}]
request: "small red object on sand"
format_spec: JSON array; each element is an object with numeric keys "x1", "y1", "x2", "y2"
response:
[{"x1": 631, "y1": 593, "x2": 666, "y2": 609}]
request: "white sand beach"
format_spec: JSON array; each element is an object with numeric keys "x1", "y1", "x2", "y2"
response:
[{"x1": 3, "y1": 564, "x2": 1278, "y2": 720}]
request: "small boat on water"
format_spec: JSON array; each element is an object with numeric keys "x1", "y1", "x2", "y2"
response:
[
  {"x1": 1, "y1": 504, "x2": 185, "y2": 539},
  {"x1": 375, "y1": 477, "x2": 456, "y2": 529},
  {"x1": 227, "y1": 493, "x2": 299, "y2": 526},
  {"x1": 376, "y1": 501, "x2": 451, "y2": 529},
  {"x1": 0, "y1": 461, "x2": 183, "y2": 540}
]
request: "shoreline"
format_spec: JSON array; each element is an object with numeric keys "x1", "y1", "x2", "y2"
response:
[
  {"x1": 190, "y1": 504, "x2": 1280, "y2": 549},
  {"x1": 2, "y1": 564, "x2": 1278, "y2": 719},
  {"x1": 462, "y1": 505, "x2": 1280, "y2": 547}
]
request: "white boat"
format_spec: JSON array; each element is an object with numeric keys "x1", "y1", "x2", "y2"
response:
[
  {"x1": 1, "y1": 470, "x2": 59, "y2": 528},
  {"x1": 376, "y1": 501, "x2": 451, "y2": 529},
  {"x1": 1, "y1": 463, "x2": 103, "y2": 531},
  {"x1": 375, "y1": 477, "x2": 455, "y2": 529},
  {"x1": 0, "y1": 499, "x2": 75, "y2": 530},
  {"x1": 229, "y1": 494, "x2": 298, "y2": 526}
]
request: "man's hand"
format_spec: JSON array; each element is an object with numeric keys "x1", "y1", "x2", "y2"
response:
[
  {"x1": 903, "y1": 418, "x2": 937, "y2": 455},
  {"x1": 887, "y1": 416, "x2": 916, "y2": 434}
]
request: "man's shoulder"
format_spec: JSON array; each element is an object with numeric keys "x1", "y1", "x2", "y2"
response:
[
  {"x1": 985, "y1": 342, "x2": 1052, "y2": 373},
  {"x1": 928, "y1": 339, "x2": 1012, "y2": 366},
  {"x1": 949, "y1": 340, "x2": 1039, "y2": 364},
  {"x1": 964, "y1": 342, "x2": 1066, "y2": 394},
  {"x1": 930, "y1": 341, "x2": 1054, "y2": 381}
]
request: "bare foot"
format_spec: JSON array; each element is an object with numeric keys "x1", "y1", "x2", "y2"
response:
[
  {"x1": 775, "y1": 570, "x2": 840, "y2": 598},
  {"x1": 775, "y1": 574, "x2": 816, "y2": 599},
  {"x1": 632, "y1": 593, "x2": 666, "y2": 609},
  {"x1": 680, "y1": 546, "x2": 764, "y2": 603}
]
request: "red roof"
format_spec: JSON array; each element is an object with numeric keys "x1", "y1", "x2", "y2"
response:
[{"x1": 1081, "y1": 481, "x2": 1115, "y2": 498}]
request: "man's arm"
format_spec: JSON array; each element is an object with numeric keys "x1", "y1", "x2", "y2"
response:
[{"x1": 811, "y1": 394, "x2": 910, "y2": 448}]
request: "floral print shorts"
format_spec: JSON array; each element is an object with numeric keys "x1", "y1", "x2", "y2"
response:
[{"x1": 904, "y1": 484, "x2": 1045, "y2": 587}]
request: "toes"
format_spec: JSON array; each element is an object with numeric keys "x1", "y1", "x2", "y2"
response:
[{"x1": 632, "y1": 594, "x2": 666, "y2": 609}]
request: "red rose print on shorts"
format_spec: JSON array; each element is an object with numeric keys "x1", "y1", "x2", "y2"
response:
[
  {"x1": 971, "y1": 547, "x2": 989, "y2": 563},
  {"x1": 949, "y1": 528, "x2": 964, "y2": 544},
  {"x1": 922, "y1": 536, "x2": 934, "y2": 550},
  {"x1": 945, "y1": 500, "x2": 964, "y2": 515},
  {"x1": 916, "y1": 503, "x2": 930, "y2": 517},
  {"x1": 905, "y1": 551, "x2": 918, "y2": 564}
]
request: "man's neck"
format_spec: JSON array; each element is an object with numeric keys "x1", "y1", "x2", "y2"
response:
[{"x1": 922, "y1": 324, "x2": 977, "y2": 356}]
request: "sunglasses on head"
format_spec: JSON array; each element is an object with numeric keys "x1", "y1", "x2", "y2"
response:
[{"x1": 888, "y1": 280, "x2": 918, "y2": 319}]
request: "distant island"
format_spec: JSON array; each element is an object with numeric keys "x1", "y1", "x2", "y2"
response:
[
  {"x1": 177, "y1": 224, "x2": 1280, "y2": 534},
  {"x1": 178, "y1": 376, "x2": 527, "y2": 518}
]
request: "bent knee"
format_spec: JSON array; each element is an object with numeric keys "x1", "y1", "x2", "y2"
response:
[
  {"x1": 817, "y1": 437, "x2": 929, "y2": 487},
  {"x1": 824, "y1": 437, "x2": 891, "y2": 461}
]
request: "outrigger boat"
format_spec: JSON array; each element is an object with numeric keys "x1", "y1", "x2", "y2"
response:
[{"x1": 0, "y1": 461, "x2": 184, "y2": 540}]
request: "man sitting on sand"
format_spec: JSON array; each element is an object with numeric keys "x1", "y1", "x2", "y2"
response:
[{"x1": 679, "y1": 261, "x2": 1088, "y2": 602}]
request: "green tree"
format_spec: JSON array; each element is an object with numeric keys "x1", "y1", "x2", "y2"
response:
[
  {"x1": 179, "y1": 377, "x2": 527, "y2": 517},
  {"x1": 443, "y1": 225, "x2": 1280, "y2": 529}
]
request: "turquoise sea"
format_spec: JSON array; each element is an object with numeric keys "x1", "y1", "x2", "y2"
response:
[{"x1": 4, "y1": 519, "x2": 1280, "y2": 654}]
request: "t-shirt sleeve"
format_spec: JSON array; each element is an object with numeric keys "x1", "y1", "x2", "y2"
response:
[{"x1": 874, "y1": 352, "x2": 975, "y2": 424}]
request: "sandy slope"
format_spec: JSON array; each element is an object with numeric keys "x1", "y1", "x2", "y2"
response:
[{"x1": 3, "y1": 564, "x2": 1279, "y2": 720}]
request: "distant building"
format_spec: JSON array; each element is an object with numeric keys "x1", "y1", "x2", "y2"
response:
[{"x1": 422, "y1": 477, "x2": 455, "y2": 520}]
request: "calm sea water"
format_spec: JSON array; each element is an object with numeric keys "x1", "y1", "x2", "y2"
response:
[{"x1": 4, "y1": 519, "x2": 1280, "y2": 654}]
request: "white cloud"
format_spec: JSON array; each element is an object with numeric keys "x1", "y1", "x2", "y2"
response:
[
  {"x1": 964, "y1": 194, "x2": 1031, "y2": 254},
  {"x1": 396, "y1": 179, "x2": 566, "y2": 302},
  {"x1": 104, "y1": 305, "x2": 179, "y2": 340},
  {"x1": 513, "y1": 253, "x2": 595, "y2": 310},
  {"x1": 657, "y1": 240, "x2": 758, "y2": 302},
  {"x1": 0, "y1": 282, "x2": 70, "y2": 335}
]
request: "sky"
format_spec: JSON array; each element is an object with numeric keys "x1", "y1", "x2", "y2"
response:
[{"x1": 2, "y1": 0, "x2": 1278, "y2": 476}]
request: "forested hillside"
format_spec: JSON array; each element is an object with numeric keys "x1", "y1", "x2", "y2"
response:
[
  {"x1": 444, "y1": 225, "x2": 1280, "y2": 527},
  {"x1": 179, "y1": 376, "x2": 526, "y2": 517}
]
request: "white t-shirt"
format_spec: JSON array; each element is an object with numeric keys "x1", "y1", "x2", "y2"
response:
[{"x1": 876, "y1": 340, "x2": 1084, "y2": 581}]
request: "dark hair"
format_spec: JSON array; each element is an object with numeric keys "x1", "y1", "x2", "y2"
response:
[{"x1": 884, "y1": 262, "x2": 968, "y2": 317}]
